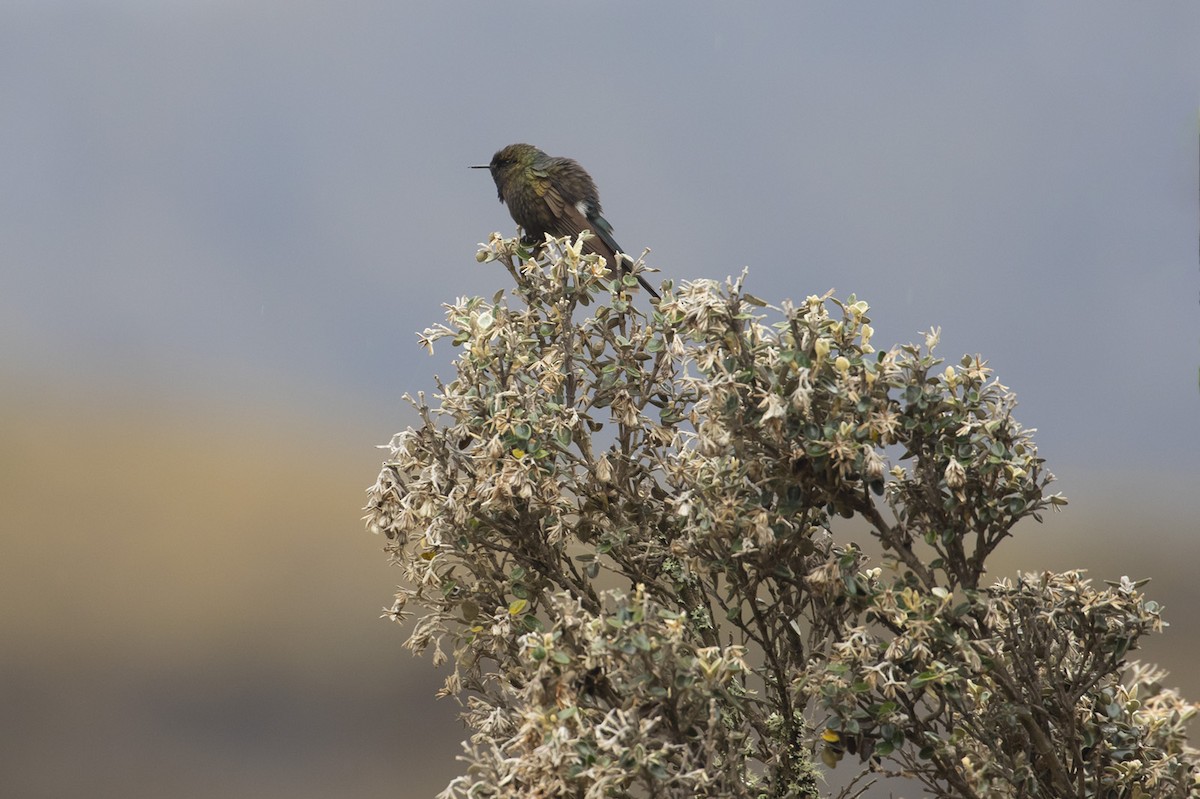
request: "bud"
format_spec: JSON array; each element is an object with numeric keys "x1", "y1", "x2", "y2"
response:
[
  {"x1": 864, "y1": 449, "x2": 886, "y2": 483},
  {"x1": 860, "y1": 323, "x2": 874, "y2": 349},
  {"x1": 945, "y1": 458, "x2": 966, "y2": 489},
  {"x1": 848, "y1": 300, "x2": 869, "y2": 317},
  {"x1": 596, "y1": 454, "x2": 613, "y2": 484}
]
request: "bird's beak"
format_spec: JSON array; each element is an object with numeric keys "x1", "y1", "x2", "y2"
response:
[{"x1": 469, "y1": 165, "x2": 489, "y2": 169}]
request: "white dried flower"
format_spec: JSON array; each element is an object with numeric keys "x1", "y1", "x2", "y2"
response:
[{"x1": 945, "y1": 457, "x2": 966, "y2": 489}]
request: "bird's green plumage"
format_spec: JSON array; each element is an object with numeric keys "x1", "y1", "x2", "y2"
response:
[{"x1": 475, "y1": 143, "x2": 659, "y2": 299}]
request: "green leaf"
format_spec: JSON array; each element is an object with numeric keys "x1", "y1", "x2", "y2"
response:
[{"x1": 522, "y1": 614, "x2": 544, "y2": 632}]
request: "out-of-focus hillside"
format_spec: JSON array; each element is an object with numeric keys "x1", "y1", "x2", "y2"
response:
[
  {"x1": 0, "y1": 375, "x2": 464, "y2": 799},
  {"x1": 1, "y1": 374, "x2": 1195, "y2": 798}
]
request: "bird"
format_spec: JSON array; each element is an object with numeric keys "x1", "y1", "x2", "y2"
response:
[{"x1": 472, "y1": 143, "x2": 659, "y2": 299}]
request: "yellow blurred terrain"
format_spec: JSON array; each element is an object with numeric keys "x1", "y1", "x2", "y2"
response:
[
  {"x1": 0, "y1": 375, "x2": 464, "y2": 799},
  {"x1": 1, "y1": 374, "x2": 1196, "y2": 798}
]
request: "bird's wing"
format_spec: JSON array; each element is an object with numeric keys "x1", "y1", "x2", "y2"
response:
[
  {"x1": 532, "y1": 175, "x2": 621, "y2": 261},
  {"x1": 532, "y1": 170, "x2": 660, "y2": 299},
  {"x1": 533, "y1": 175, "x2": 593, "y2": 240}
]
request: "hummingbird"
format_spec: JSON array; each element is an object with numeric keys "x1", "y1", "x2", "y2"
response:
[{"x1": 472, "y1": 143, "x2": 659, "y2": 299}]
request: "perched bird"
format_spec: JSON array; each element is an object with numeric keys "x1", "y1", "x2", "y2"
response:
[{"x1": 472, "y1": 143, "x2": 659, "y2": 298}]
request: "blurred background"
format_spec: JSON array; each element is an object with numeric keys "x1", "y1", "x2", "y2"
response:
[{"x1": 1, "y1": 3, "x2": 1197, "y2": 797}]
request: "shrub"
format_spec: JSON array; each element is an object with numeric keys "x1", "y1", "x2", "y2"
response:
[{"x1": 365, "y1": 234, "x2": 1197, "y2": 798}]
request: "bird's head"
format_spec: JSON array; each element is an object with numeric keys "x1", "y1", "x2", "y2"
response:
[{"x1": 471, "y1": 143, "x2": 543, "y2": 202}]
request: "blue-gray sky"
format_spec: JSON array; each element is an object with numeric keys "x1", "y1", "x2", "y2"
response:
[
  {"x1": 3, "y1": 2, "x2": 1198, "y2": 482},
  {"x1": 1, "y1": 4, "x2": 1198, "y2": 796}
]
